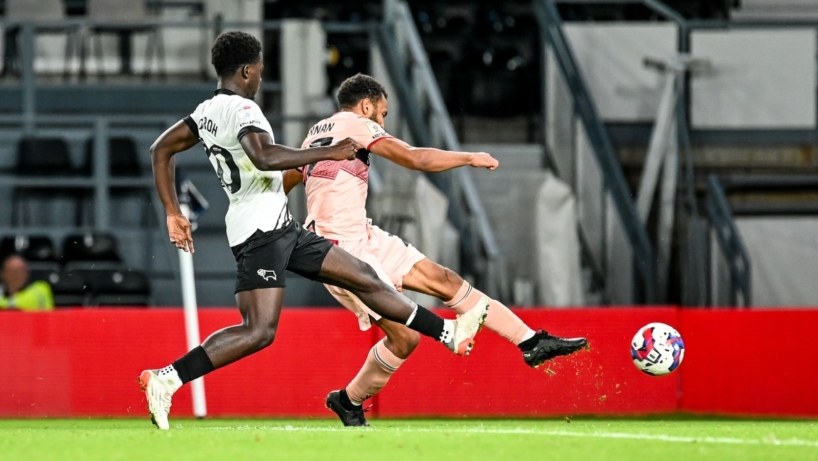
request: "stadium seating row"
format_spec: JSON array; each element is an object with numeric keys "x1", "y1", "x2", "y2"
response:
[
  {"x1": 31, "y1": 266, "x2": 151, "y2": 307},
  {"x1": 13, "y1": 136, "x2": 142, "y2": 177},
  {"x1": 8, "y1": 136, "x2": 149, "y2": 227},
  {"x1": 1, "y1": 233, "x2": 120, "y2": 265},
  {"x1": 1, "y1": 233, "x2": 151, "y2": 307}
]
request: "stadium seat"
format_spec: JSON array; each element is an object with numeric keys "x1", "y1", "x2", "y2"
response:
[
  {"x1": 0, "y1": 235, "x2": 58, "y2": 263},
  {"x1": 11, "y1": 137, "x2": 83, "y2": 226},
  {"x1": 74, "y1": 268, "x2": 151, "y2": 306},
  {"x1": 61, "y1": 232, "x2": 123, "y2": 270},
  {"x1": 29, "y1": 268, "x2": 88, "y2": 307},
  {"x1": 77, "y1": 136, "x2": 153, "y2": 227},
  {"x1": 79, "y1": 137, "x2": 142, "y2": 177},
  {"x1": 14, "y1": 137, "x2": 74, "y2": 176}
]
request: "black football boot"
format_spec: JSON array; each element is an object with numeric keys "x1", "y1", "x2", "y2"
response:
[
  {"x1": 326, "y1": 390, "x2": 370, "y2": 427},
  {"x1": 520, "y1": 330, "x2": 588, "y2": 368}
]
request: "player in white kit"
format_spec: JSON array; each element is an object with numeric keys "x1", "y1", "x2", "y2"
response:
[
  {"x1": 137, "y1": 33, "x2": 487, "y2": 430},
  {"x1": 286, "y1": 74, "x2": 587, "y2": 426}
]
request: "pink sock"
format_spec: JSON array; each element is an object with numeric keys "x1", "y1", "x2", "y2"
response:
[
  {"x1": 345, "y1": 339, "x2": 405, "y2": 405},
  {"x1": 445, "y1": 282, "x2": 534, "y2": 345}
]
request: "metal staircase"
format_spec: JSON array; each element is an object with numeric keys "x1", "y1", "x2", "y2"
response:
[
  {"x1": 373, "y1": 0, "x2": 510, "y2": 302},
  {"x1": 535, "y1": 0, "x2": 656, "y2": 304}
]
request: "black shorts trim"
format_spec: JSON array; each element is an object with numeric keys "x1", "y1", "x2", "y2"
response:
[{"x1": 230, "y1": 221, "x2": 333, "y2": 294}]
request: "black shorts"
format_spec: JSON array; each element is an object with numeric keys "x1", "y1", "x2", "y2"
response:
[{"x1": 230, "y1": 221, "x2": 333, "y2": 293}]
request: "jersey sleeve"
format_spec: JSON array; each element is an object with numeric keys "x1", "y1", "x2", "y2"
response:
[
  {"x1": 182, "y1": 116, "x2": 199, "y2": 138},
  {"x1": 234, "y1": 101, "x2": 274, "y2": 142},
  {"x1": 183, "y1": 104, "x2": 202, "y2": 138},
  {"x1": 350, "y1": 118, "x2": 393, "y2": 150}
]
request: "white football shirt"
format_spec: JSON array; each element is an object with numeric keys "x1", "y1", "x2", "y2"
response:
[{"x1": 185, "y1": 89, "x2": 289, "y2": 247}]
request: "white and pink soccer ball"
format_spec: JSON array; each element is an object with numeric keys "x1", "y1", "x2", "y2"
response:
[{"x1": 630, "y1": 322, "x2": 685, "y2": 376}]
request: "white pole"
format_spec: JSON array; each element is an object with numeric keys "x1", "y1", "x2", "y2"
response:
[{"x1": 179, "y1": 203, "x2": 207, "y2": 418}]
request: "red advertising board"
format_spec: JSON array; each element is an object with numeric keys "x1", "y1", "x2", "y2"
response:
[{"x1": 1, "y1": 307, "x2": 815, "y2": 419}]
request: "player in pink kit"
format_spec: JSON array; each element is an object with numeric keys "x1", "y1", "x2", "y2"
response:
[{"x1": 285, "y1": 74, "x2": 587, "y2": 427}]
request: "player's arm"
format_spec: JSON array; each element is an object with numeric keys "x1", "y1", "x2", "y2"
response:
[
  {"x1": 240, "y1": 132, "x2": 360, "y2": 171},
  {"x1": 150, "y1": 119, "x2": 200, "y2": 253},
  {"x1": 282, "y1": 169, "x2": 302, "y2": 195},
  {"x1": 369, "y1": 137, "x2": 499, "y2": 172}
]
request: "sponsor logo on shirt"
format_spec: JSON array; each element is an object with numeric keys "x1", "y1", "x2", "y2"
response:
[
  {"x1": 236, "y1": 105, "x2": 262, "y2": 128},
  {"x1": 364, "y1": 119, "x2": 386, "y2": 135}
]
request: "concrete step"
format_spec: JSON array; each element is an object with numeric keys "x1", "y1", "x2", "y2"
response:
[
  {"x1": 470, "y1": 169, "x2": 549, "y2": 302},
  {"x1": 732, "y1": 0, "x2": 818, "y2": 20}
]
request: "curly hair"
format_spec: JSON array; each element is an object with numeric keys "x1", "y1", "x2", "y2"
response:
[
  {"x1": 211, "y1": 31, "x2": 262, "y2": 78},
  {"x1": 337, "y1": 73, "x2": 388, "y2": 109}
]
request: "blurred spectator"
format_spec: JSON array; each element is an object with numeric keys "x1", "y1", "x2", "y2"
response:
[{"x1": 0, "y1": 254, "x2": 54, "y2": 311}]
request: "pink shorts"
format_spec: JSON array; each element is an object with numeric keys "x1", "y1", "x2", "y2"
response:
[{"x1": 325, "y1": 224, "x2": 426, "y2": 330}]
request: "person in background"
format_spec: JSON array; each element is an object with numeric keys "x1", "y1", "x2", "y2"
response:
[{"x1": 0, "y1": 254, "x2": 54, "y2": 311}]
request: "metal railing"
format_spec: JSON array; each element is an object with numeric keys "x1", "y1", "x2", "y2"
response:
[
  {"x1": 536, "y1": 0, "x2": 656, "y2": 303},
  {"x1": 706, "y1": 176, "x2": 751, "y2": 307},
  {"x1": 376, "y1": 0, "x2": 509, "y2": 302},
  {"x1": 553, "y1": 0, "x2": 818, "y2": 304}
]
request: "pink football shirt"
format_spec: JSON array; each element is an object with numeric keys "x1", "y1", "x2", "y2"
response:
[{"x1": 300, "y1": 111, "x2": 392, "y2": 241}]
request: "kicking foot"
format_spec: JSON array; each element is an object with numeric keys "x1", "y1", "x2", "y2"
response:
[
  {"x1": 326, "y1": 390, "x2": 369, "y2": 427},
  {"x1": 138, "y1": 370, "x2": 173, "y2": 430},
  {"x1": 520, "y1": 330, "x2": 588, "y2": 368},
  {"x1": 442, "y1": 296, "x2": 490, "y2": 355}
]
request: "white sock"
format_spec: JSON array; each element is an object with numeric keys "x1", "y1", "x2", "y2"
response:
[
  {"x1": 157, "y1": 365, "x2": 183, "y2": 393},
  {"x1": 440, "y1": 319, "x2": 455, "y2": 343},
  {"x1": 520, "y1": 329, "x2": 536, "y2": 343}
]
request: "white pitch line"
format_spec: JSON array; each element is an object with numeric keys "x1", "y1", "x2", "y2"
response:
[{"x1": 195, "y1": 425, "x2": 818, "y2": 448}]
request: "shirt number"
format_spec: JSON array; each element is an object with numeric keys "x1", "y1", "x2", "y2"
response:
[{"x1": 207, "y1": 144, "x2": 241, "y2": 194}]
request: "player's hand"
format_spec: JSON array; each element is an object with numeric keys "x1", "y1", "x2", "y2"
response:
[
  {"x1": 471, "y1": 152, "x2": 499, "y2": 170},
  {"x1": 168, "y1": 213, "x2": 195, "y2": 253},
  {"x1": 329, "y1": 137, "x2": 363, "y2": 161}
]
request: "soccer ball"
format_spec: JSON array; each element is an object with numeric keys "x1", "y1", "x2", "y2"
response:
[{"x1": 630, "y1": 322, "x2": 685, "y2": 376}]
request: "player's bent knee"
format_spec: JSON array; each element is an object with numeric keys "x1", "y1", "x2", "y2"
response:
[
  {"x1": 403, "y1": 329, "x2": 421, "y2": 352},
  {"x1": 441, "y1": 267, "x2": 463, "y2": 287},
  {"x1": 351, "y1": 261, "x2": 385, "y2": 293},
  {"x1": 250, "y1": 325, "x2": 277, "y2": 350}
]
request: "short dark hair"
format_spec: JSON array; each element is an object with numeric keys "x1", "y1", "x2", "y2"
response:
[
  {"x1": 337, "y1": 74, "x2": 388, "y2": 109},
  {"x1": 211, "y1": 31, "x2": 262, "y2": 78}
]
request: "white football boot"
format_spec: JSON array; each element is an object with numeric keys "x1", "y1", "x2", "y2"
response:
[
  {"x1": 138, "y1": 370, "x2": 173, "y2": 430},
  {"x1": 442, "y1": 296, "x2": 489, "y2": 355}
]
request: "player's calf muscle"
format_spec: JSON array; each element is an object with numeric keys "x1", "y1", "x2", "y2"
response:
[{"x1": 404, "y1": 260, "x2": 462, "y2": 299}]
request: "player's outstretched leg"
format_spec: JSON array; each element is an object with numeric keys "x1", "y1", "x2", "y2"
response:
[
  {"x1": 316, "y1": 246, "x2": 487, "y2": 355},
  {"x1": 326, "y1": 318, "x2": 419, "y2": 426},
  {"x1": 138, "y1": 288, "x2": 284, "y2": 429},
  {"x1": 402, "y1": 258, "x2": 587, "y2": 368}
]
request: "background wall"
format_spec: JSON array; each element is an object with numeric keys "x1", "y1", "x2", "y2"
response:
[
  {"x1": 562, "y1": 24, "x2": 678, "y2": 122},
  {"x1": 690, "y1": 29, "x2": 817, "y2": 129}
]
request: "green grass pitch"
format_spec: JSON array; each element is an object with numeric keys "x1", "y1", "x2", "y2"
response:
[{"x1": 1, "y1": 418, "x2": 816, "y2": 461}]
